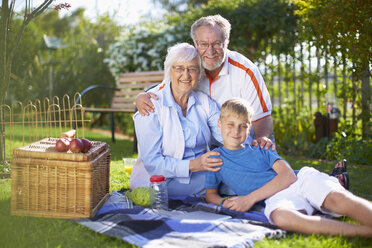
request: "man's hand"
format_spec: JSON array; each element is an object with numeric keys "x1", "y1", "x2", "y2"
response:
[
  {"x1": 251, "y1": 136, "x2": 276, "y2": 151},
  {"x1": 251, "y1": 116, "x2": 274, "y2": 150},
  {"x1": 189, "y1": 151, "x2": 222, "y2": 172},
  {"x1": 135, "y1": 92, "x2": 158, "y2": 116},
  {"x1": 223, "y1": 195, "x2": 255, "y2": 212}
]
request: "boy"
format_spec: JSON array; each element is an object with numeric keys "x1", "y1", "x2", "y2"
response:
[{"x1": 205, "y1": 98, "x2": 372, "y2": 236}]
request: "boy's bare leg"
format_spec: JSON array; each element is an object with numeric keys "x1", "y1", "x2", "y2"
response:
[
  {"x1": 271, "y1": 190, "x2": 372, "y2": 237},
  {"x1": 321, "y1": 190, "x2": 372, "y2": 227},
  {"x1": 271, "y1": 208, "x2": 372, "y2": 237}
]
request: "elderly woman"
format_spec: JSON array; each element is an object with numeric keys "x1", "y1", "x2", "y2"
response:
[{"x1": 129, "y1": 43, "x2": 224, "y2": 197}]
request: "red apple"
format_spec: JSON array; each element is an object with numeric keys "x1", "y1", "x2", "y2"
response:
[
  {"x1": 81, "y1": 138, "x2": 92, "y2": 153},
  {"x1": 69, "y1": 138, "x2": 84, "y2": 153},
  {"x1": 55, "y1": 138, "x2": 71, "y2": 152}
]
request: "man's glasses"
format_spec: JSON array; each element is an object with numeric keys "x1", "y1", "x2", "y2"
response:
[
  {"x1": 196, "y1": 41, "x2": 224, "y2": 50},
  {"x1": 172, "y1": 66, "x2": 200, "y2": 75}
]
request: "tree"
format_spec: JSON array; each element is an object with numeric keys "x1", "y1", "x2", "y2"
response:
[
  {"x1": 152, "y1": 0, "x2": 208, "y2": 13},
  {"x1": 0, "y1": 1, "x2": 70, "y2": 161},
  {"x1": 294, "y1": 0, "x2": 371, "y2": 138},
  {"x1": 52, "y1": 10, "x2": 120, "y2": 105},
  {"x1": 5, "y1": 8, "x2": 120, "y2": 105}
]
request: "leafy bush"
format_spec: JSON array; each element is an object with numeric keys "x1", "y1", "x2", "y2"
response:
[
  {"x1": 326, "y1": 134, "x2": 372, "y2": 165},
  {"x1": 273, "y1": 104, "x2": 315, "y2": 156},
  {"x1": 308, "y1": 137, "x2": 329, "y2": 159},
  {"x1": 8, "y1": 10, "x2": 120, "y2": 107},
  {"x1": 104, "y1": 20, "x2": 188, "y2": 81},
  {"x1": 308, "y1": 128, "x2": 372, "y2": 165}
]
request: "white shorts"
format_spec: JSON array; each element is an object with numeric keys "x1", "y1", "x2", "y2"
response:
[{"x1": 264, "y1": 166, "x2": 345, "y2": 224}]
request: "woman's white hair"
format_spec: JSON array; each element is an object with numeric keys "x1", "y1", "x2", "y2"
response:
[{"x1": 163, "y1": 43, "x2": 203, "y2": 81}]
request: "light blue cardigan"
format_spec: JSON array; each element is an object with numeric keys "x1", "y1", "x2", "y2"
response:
[{"x1": 129, "y1": 80, "x2": 222, "y2": 189}]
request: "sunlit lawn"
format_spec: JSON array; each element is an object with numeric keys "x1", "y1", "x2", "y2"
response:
[{"x1": 0, "y1": 127, "x2": 371, "y2": 247}]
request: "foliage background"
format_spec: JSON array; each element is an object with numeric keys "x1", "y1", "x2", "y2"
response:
[
  {"x1": 6, "y1": 8, "x2": 120, "y2": 108},
  {"x1": 3, "y1": 0, "x2": 371, "y2": 165}
]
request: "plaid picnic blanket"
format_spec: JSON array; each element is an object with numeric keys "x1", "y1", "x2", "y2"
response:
[{"x1": 76, "y1": 191, "x2": 285, "y2": 248}]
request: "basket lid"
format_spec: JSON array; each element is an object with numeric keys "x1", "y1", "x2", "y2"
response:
[{"x1": 12, "y1": 138, "x2": 107, "y2": 162}]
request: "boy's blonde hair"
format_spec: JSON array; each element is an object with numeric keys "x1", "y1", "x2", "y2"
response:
[{"x1": 220, "y1": 98, "x2": 254, "y2": 123}]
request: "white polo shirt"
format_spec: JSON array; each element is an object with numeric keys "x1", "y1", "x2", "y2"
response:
[{"x1": 196, "y1": 50, "x2": 272, "y2": 122}]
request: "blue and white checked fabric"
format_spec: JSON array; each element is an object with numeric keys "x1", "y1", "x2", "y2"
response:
[{"x1": 76, "y1": 191, "x2": 285, "y2": 248}]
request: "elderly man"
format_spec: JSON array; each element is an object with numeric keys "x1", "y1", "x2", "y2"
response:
[{"x1": 137, "y1": 14, "x2": 274, "y2": 150}]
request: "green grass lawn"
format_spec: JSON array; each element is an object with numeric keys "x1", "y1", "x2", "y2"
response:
[{"x1": 1, "y1": 128, "x2": 372, "y2": 247}]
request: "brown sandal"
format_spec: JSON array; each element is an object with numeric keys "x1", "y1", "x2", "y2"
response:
[
  {"x1": 330, "y1": 159, "x2": 347, "y2": 176},
  {"x1": 336, "y1": 172, "x2": 350, "y2": 190}
]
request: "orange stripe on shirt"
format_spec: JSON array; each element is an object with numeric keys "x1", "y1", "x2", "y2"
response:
[
  {"x1": 206, "y1": 73, "x2": 219, "y2": 97},
  {"x1": 228, "y1": 57, "x2": 269, "y2": 113},
  {"x1": 159, "y1": 83, "x2": 166, "y2": 90}
]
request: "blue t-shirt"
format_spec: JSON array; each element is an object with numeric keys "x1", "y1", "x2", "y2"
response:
[{"x1": 205, "y1": 145, "x2": 282, "y2": 196}]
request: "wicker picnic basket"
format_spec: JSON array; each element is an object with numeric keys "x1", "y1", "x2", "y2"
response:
[{"x1": 10, "y1": 138, "x2": 110, "y2": 219}]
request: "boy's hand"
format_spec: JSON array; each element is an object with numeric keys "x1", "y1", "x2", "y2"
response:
[
  {"x1": 223, "y1": 195, "x2": 255, "y2": 212},
  {"x1": 190, "y1": 151, "x2": 222, "y2": 172},
  {"x1": 135, "y1": 92, "x2": 158, "y2": 116},
  {"x1": 251, "y1": 136, "x2": 276, "y2": 151}
]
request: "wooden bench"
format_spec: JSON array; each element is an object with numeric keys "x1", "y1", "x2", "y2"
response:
[{"x1": 77, "y1": 71, "x2": 164, "y2": 144}]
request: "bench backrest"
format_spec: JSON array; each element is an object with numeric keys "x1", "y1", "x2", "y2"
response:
[{"x1": 112, "y1": 71, "x2": 164, "y2": 112}]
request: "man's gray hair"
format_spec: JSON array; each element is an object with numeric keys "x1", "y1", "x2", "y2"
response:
[
  {"x1": 190, "y1": 14, "x2": 231, "y2": 43},
  {"x1": 164, "y1": 43, "x2": 203, "y2": 80}
]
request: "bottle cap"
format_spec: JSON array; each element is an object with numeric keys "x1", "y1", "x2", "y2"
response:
[{"x1": 150, "y1": 175, "x2": 165, "y2": 182}]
